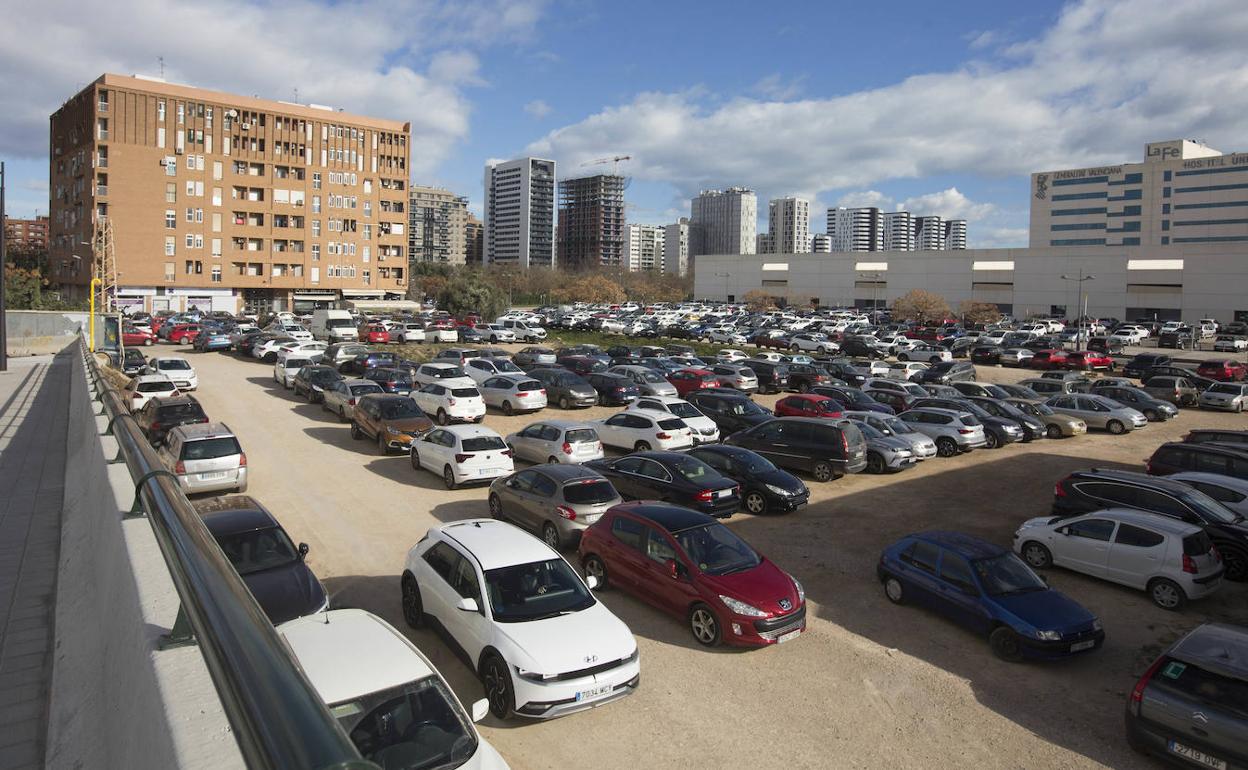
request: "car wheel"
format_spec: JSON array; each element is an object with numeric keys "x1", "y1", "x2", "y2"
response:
[
  {"x1": 437, "y1": 409, "x2": 449, "y2": 426},
  {"x1": 866, "y1": 452, "x2": 886, "y2": 474},
  {"x1": 1221, "y1": 547, "x2": 1248, "y2": 582},
  {"x1": 1106, "y1": 419, "x2": 1126, "y2": 435},
  {"x1": 1148, "y1": 578, "x2": 1186, "y2": 610},
  {"x1": 744, "y1": 490, "x2": 768, "y2": 515},
  {"x1": 812, "y1": 461, "x2": 835, "y2": 483},
  {"x1": 1045, "y1": 424, "x2": 1063, "y2": 439},
  {"x1": 989, "y1": 627, "x2": 1024, "y2": 662},
  {"x1": 936, "y1": 437, "x2": 958, "y2": 457},
  {"x1": 502, "y1": 400, "x2": 514, "y2": 416},
  {"x1": 1021, "y1": 541, "x2": 1053, "y2": 569},
  {"x1": 488, "y1": 494, "x2": 504, "y2": 519},
  {"x1": 883, "y1": 576, "x2": 904, "y2": 604},
  {"x1": 350, "y1": 422, "x2": 363, "y2": 440},
  {"x1": 984, "y1": 431, "x2": 1000, "y2": 449},
  {"x1": 559, "y1": 395, "x2": 570, "y2": 410},
  {"x1": 401, "y1": 574, "x2": 424, "y2": 628},
  {"x1": 481, "y1": 653, "x2": 515, "y2": 720},
  {"x1": 583, "y1": 555, "x2": 609, "y2": 589},
  {"x1": 443, "y1": 465, "x2": 457, "y2": 490},
  {"x1": 688, "y1": 603, "x2": 722, "y2": 647},
  {"x1": 634, "y1": 441, "x2": 651, "y2": 452},
  {"x1": 542, "y1": 522, "x2": 562, "y2": 550},
  {"x1": 377, "y1": 432, "x2": 389, "y2": 454}
]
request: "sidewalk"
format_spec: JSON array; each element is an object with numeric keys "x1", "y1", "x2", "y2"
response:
[{"x1": 0, "y1": 352, "x2": 71, "y2": 769}]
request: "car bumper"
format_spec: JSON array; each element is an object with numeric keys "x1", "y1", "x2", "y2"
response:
[
  {"x1": 178, "y1": 468, "x2": 246, "y2": 494},
  {"x1": 513, "y1": 662, "x2": 640, "y2": 719}
]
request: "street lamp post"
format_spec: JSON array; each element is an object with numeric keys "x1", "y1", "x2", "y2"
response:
[{"x1": 1060, "y1": 270, "x2": 1095, "y2": 351}]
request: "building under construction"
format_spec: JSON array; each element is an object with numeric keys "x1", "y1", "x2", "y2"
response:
[{"x1": 557, "y1": 174, "x2": 625, "y2": 270}]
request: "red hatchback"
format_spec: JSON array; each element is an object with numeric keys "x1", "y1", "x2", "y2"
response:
[
  {"x1": 1196, "y1": 359, "x2": 1248, "y2": 382},
  {"x1": 774, "y1": 394, "x2": 844, "y2": 419},
  {"x1": 167, "y1": 324, "x2": 201, "y2": 345},
  {"x1": 667, "y1": 368, "x2": 720, "y2": 397},
  {"x1": 1064, "y1": 350, "x2": 1113, "y2": 371},
  {"x1": 363, "y1": 324, "x2": 391, "y2": 344},
  {"x1": 579, "y1": 502, "x2": 805, "y2": 647},
  {"x1": 123, "y1": 326, "x2": 157, "y2": 347},
  {"x1": 1028, "y1": 349, "x2": 1068, "y2": 370}
]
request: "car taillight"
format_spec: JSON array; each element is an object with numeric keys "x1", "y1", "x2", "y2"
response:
[
  {"x1": 1182, "y1": 553, "x2": 1199, "y2": 574},
  {"x1": 455, "y1": 453, "x2": 471, "y2": 463},
  {"x1": 1129, "y1": 655, "x2": 1166, "y2": 716},
  {"x1": 555, "y1": 505, "x2": 577, "y2": 521},
  {"x1": 695, "y1": 489, "x2": 715, "y2": 502},
  {"x1": 174, "y1": 460, "x2": 186, "y2": 474},
  {"x1": 562, "y1": 442, "x2": 573, "y2": 455}
]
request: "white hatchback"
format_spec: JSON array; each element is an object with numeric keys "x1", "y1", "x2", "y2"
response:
[
  {"x1": 595, "y1": 408, "x2": 694, "y2": 452},
  {"x1": 411, "y1": 424, "x2": 514, "y2": 489},
  {"x1": 631, "y1": 396, "x2": 719, "y2": 444},
  {"x1": 412, "y1": 382, "x2": 486, "y2": 425},
  {"x1": 401, "y1": 520, "x2": 639, "y2": 720}
]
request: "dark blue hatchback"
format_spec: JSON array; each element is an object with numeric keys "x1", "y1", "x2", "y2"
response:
[{"x1": 877, "y1": 531, "x2": 1104, "y2": 662}]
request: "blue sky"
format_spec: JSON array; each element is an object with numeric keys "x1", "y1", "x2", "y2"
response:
[{"x1": 5, "y1": 0, "x2": 1248, "y2": 249}]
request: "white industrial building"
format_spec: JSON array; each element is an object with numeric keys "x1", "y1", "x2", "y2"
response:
[{"x1": 483, "y1": 157, "x2": 556, "y2": 268}]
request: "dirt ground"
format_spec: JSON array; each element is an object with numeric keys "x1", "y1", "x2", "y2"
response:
[{"x1": 178, "y1": 345, "x2": 1248, "y2": 769}]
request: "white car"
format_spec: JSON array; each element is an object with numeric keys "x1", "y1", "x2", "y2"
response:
[
  {"x1": 412, "y1": 382, "x2": 486, "y2": 425},
  {"x1": 281, "y1": 323, "x2": 314, "y2": 342},
  {"x1": 477, "y1": 324, "x2": 516, "y2": 343},
  {"x1": 1012, "y1": 508, "x2": 1223, "y2": 610},
  {"x1": 278, "y1": 609, "x2": 509, "y2": 770},
  {"x1": 125, "y1": 374, "x2": 180, "y2": 412},
  {"x1": 273, "y1": 356, "x2": 315, "y2": 388},
  {"x1": 146, "y1": 357, "x2": 198, "y2": 390},
  {"x1": 631, "y1": 396, "x2": 719, "y2": 444},
  {"x1": 464, "y1": 357, "x2": 526, "y2": 385},
  {"x1": 414, "y1": 362, "x2": 477, "y2": 390},
  {"x1": 479, "y1": 374, "x2": 548, "y2": 415},
  {"x1": 411, "y1": 425, "x2": 514, "y2": 489},
  {"x1": 505, "y1": 420, "x2": 604, "y2": 464},
  {"x1": 715, "y1": 349, "x2": 748, "y2": 363},
  {"x1": 401, "y1": 520, "x2": 639, "y2": 719},
  {"x1": 595, "y1": 408, "x2": 694, "y2": 452}
]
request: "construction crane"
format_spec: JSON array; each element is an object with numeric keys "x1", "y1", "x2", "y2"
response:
[{"x1": 580, "y1": 155, "x2": 631, "y2": 176}]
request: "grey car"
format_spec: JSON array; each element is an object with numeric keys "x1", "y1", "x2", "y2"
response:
[
  {"x1": 844, "y1": 410, "x2": 938, "y2": 460},
  {"x1": 1200, "y1": 381, "x2": 1248, "y2": 412},
  {"x1": 528, "y1": 367, "x2": 598, "y2": 409},
  {"x1": 1092, "y1": 385, "x2": 1179, "y2": 422},
  {"x1": 897, "y1": 407, "x2": 988, "y2": 456},
  {"x1": 855, "y1": 420, "x2": 917, "y2": 473},
  {"x1": 608, "y1": 365, "x2": 680, "y2": 397},
  {"x1": 504, "y1": 420, "x2": 604, "y2": 465},
  {"x1": 1125, "y1": 623, "x2": 1248, "y2": 767},
  {"x1": 1044, "y1": 393, "x2": 1147, "y2": 434},
  {"x1": 321, "y1": 378, "x2": 385, "y2": 421},
  {"x1": 488, "y1": 465, "x2": 623, "y2": 550}
]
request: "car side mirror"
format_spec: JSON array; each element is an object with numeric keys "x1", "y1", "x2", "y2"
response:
[
  {"x1": 471, "y1": 698, "x2": 489, "y2": 723},
  {"x1": 585, "y1": 575, "x2": 599, "y2": 590},
  {"x1": 298, "y1": 542, "x2": 309, "y2": 559},
  {"x1": 456, "y1": 596, "x2": 479, "y2": 613}
]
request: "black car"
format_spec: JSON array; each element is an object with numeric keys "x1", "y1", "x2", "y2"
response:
[
  {"x1": 528, "y1": 367, "x2": 598, "y2": 409},
  {"x1": 193, "y1": 496, "x2": 327, "y2": 623},
  {"x1": 361, "y1": 366, "x2": 415, "y2": 394},
  {"x1": 1051, "y1": 468, "x2": 1248, "y2": 581},
  {"x1": 963, "y1": 396, "x2": 1046, "y2": 441},
  {"x1": 810, "y1": 385, "x2": 894, "y2": 415},
  {"x1": 585, "y1": 451, "x2": 740, "y2": 518},
  {"x1": 744, "y1": 360, "x2": 790, "y2": 394},
  {"x1": 1123, "y1": 353, "x2": 1173, "y2": 379},
  {"x1": 584, "y1": 372, "x2": 640, "y2": 405},
  {"x1": 918, "y1": 361, "x2": 976, "y2": 385},
  {"x1": 686, "y1": 390, "x2": 774, "y2": 435},
  {"x1": 135, "y1": 395, "x2": 209, "y2": 447},
  {"x1": 687, "y1": 444, "x2": 809, "y2": 515},
  {"x1": 1148, "y1": 441, "x2": 1248, "y2": 481},
  {"x1": 910, "y1": 397, "x2": 1024, "y2": 448},
  {"x1": 291, "y1": 365, "x2": 344, "y2": 403},
  {"x1": 340, "y1": 351, "x2": 399, "y2": 375},
  {"x1": 970, "y1": 345, "x2": 1004, "y2": 365},
  {"x1": 724, "y1": 416, "x2": 868, "y2": 482}
]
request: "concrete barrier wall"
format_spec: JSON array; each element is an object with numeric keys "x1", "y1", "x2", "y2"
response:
[
  {"x1": 45, "y1": 347, "x2": 243, "y2": 769},
  {"x1": 5, "y1": 311, "x2": 103, "y2": 357}
]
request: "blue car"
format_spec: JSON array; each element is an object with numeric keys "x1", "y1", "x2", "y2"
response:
[{"x1": 877, "y1": 531, "x2": 1104, "y2": 662}]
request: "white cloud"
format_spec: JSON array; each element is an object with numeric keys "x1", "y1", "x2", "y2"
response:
[
  {"x1": 898, "y1": 187, "x2": 995, "y2": 221},
  {"x1": 835, "y1": 190, "x2": 895, "y2": 209},
  {"x1": 524, "y1": 99, "x2": 552, "y2": 119},
  {"x1": 526, "y1": 0, "x2": 1248, "y2": 209},
  {"x1": 0, "y1": 0, "x2": 546, "y2": 176}
]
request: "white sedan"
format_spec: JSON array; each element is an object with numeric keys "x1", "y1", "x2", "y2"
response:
[
  {"x1": 594, "y1": 408, "x2": 694, "y2": 452},
  {"x1": 479, "y1": 375, "x2": 548, "y2": 415},
  {"x1": 400, "y1": 520, "x2": 639, "y2": 719},
  {"x1": 412, "y1": 382, "x2": 486, "y2": 425},
  {"x1": 410, "y1": 425, "x2": 514, "y2": 489}
]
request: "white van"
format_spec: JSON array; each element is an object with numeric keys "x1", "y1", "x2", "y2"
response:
[{"x1": 310, "y1": 309, "x2": 359, "y2": 343}]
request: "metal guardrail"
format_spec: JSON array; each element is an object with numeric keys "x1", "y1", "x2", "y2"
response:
[{"x1": 80, "y1": 336, "x2": 378, "y2": 770}]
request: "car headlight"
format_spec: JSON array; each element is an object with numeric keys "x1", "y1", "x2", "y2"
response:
[
  {"x1": 514, "y1": 666, "x2": 557, "y2": 683},
  {"x1": 1033, "y1": 630, "x2": 1062, "y2": 641},
  {"x1": 792, "y1": 578, "x2": 805, "y2": 605},
  {"x1": 719, "y1": 595, "x2": 767, "y2": 617},
  {"x1": 764, "y1": 483, "x2": 792, "y2": 497},
  {"x1": 1092, "y1": 619, "x2": 1102, "y2": 632}
]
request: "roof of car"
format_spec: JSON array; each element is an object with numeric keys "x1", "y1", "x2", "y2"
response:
[
  {"x1": 909, "y1": 531, "x2": 1006, "y2": 559},
  {"x1": 192, "y1": 495, "x2": 276, "y2": 535},
  {"x1": 614, "y1": 501, "x2": 715, "y2": 533},
  {"x1": 437, "y1": 519, "x2": 556, "y2": 571},
  {"x1": 278, "y1": 609, "x2": 435, "y2": 706}
]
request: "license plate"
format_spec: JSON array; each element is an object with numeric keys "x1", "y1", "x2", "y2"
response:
[
  {"x1": 1169, "y1": 740, "x2": 1226, "y2": 770},
  {"x1": 1070, "y1": 640, "x2": 1095, "y2": 652},
  {"x1": 777, "y1": 629, "x2": 802, "y2": 644},
  {"x1": 575, "y1": 683, "x2": 613, "y2": 702},
  {"x1": 199, "y1": 471, "x2": 228, "y2": 481}
]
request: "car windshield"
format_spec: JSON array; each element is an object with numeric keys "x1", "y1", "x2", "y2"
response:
[
  {"x1": 562, "y1": 479, "x2": 616, "y2": 504},
  {"x1": 972, "y1": 553, "x2": 1047, "y2": 596},
  {"x1": 666, "y1": 402, "x2": 702, "y2": 419},
  {"x1": 675, "y1": 524, "x2": 761, "y2": 576},
  {"x1": 158, "y1": 360, "x2": 192, "y2": 370},
  {"x1": 181, "y1": 437, "x2": 241, "y2": 460},
  {"x1": 329, "y1": 674, "x2": 478, "y2": 770},
  {"x1": 484, "y1": 558, "x2": 595, "y2": 622},
  {"x1": 380, "y1": 400, "x2": 425, "y2": 420},
  {"x1": 216, "y1": 526, "x2": 298, "y2": 575},
  {"x1": 461, "y1": 436, "x2": 507, "y2": 452}
]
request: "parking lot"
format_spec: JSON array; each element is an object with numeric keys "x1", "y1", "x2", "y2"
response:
[{"x1": 181, "y1": 345, "x2": 1248, "y2": 769}]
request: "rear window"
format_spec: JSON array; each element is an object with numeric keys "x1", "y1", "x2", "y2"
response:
[
  {"x1": 1182, "y1": 531, "x2": 1215, "y2": 556},
  {"x1": 181, "y1": 437, "x2": 241, "y2": 461},
  {"x1": 451, "y1": 387, "x2": 480, "y2": 398},
  {"x1": 565, "y1": 428, "x2": 598, "y2": 444},
  {"x1": 462, "y1": 436, "x2": 507, "y2": 452},
  {"x1": 562, "y1": 480, "x2": 617, "y2": 505},
  {"x1": 657, "y1": 418, "x2": 686, "y2": 430},
  {"x1": 1150, "y1": 658, "x2": 1248, "y2": 716}
]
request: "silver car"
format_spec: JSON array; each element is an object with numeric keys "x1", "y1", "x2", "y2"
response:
[
  {"x1": 488, "y1": 464, "x2": 623, "y2": 550},
  {"x1": 608, "y1": 365, "x2": 680, "y2": 397},
  {"x1": 707, "y1": 363, "x2": 760, "y2": 393},
  {"x1": 897, "y1": 407, "x2": 988, "y2": 457},
  {"x1": 855, "y1": 420, "x2": 917, "y2": 473},
  {"x1": 157, "y1": 422, "x2": 247, "y2": 494},
  {"x1": 1044, "y1": 393, "x2": 1147, "y2": 434},
  {"x1": 505, "y1": 420, "x2": 604, "y2": 465},
  {"x1": 1199, "y1": 381, "x2": 1248, "y2": 412},
  {"x1": 479, "y1": 374, "x2": 548, "y2": 415},
  {"x1": 322, "y1": 378, "x2": 384, "y2": 421}
]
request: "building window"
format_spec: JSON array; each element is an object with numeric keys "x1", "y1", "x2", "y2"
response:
[{"x1": 166, "y1": 210, "x2": 177, "y2": 228}]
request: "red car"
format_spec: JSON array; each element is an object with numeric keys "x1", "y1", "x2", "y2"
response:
[
  {"x1": 167, "y1": 324, "x2": 201, "y2": 345},
  {"x1": 1064, "y1": 350, "x2": 1113, "y2": 371},
  {"x1": 1028, "y1": 349, "x2": 1068, "y2": 370},
  {"x1": 122, "y1": 326, "x2": 157, "y2": 347},
  {"x1": 1196, "y1": 359, "x2": 1248, "y2": 382},
  {"x1": 362, "y1": 324, "x2": 391, "y2": 344},
  {"x1": 578, "y1": 502, "x2": 805, "y2": 647},
  {"x1": 774, "y1": 394, "x2": 844, "y2": 419},
  {"x1": 667, "y1": 368, "x2": 720, "y2": 397}
]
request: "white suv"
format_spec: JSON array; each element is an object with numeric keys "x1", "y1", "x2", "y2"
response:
[
  {"x1": 278, "y1": 609, "x2": 509, "y2": 769},
  {"x1": 401, "y1": 520, "x2": 640, "y2": 720}
]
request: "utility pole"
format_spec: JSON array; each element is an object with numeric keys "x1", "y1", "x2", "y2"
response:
[{"x1": 1, "y1": 161, "x2": 7, "y2": 372}]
